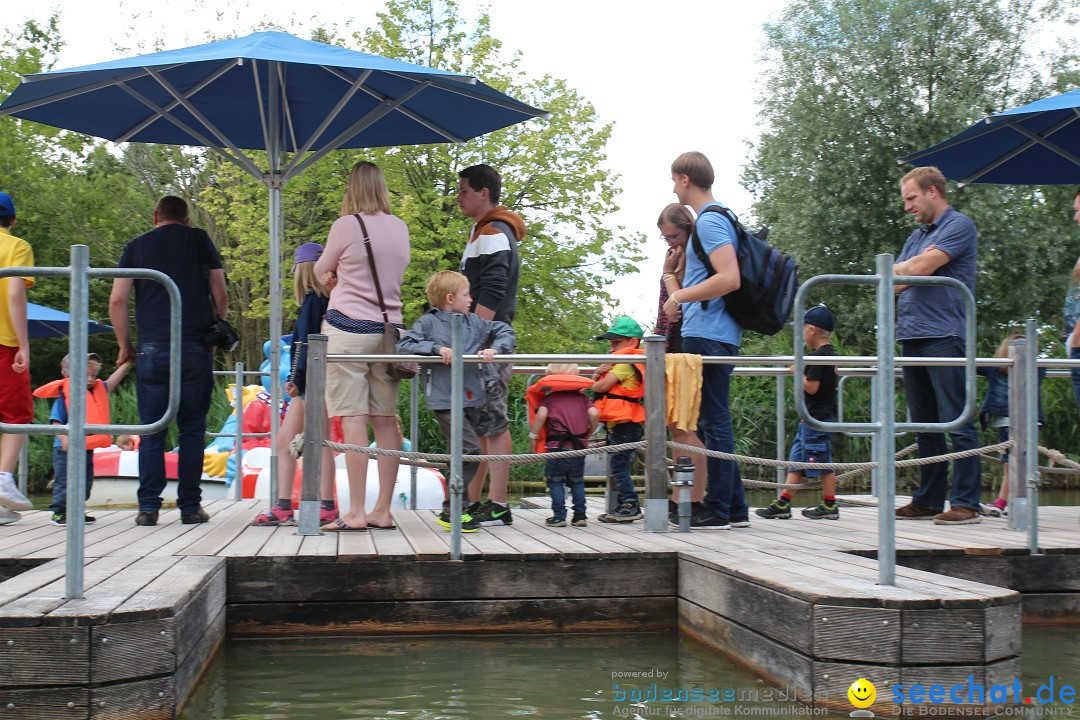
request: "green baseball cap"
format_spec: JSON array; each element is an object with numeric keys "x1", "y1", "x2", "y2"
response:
[{"x1": 596, "y1": 316, "x2": 644, "y2": 340}]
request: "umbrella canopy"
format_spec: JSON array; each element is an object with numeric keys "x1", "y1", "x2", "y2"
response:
[
  {"x1": 899, "y1": 88, "x2": 1080, "y2": 185},
  {"x1": 27, "y1": 302, "x2": 113, "y2": 339}
]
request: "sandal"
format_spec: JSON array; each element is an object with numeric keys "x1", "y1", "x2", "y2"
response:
[
  {"x1": 321, "y1": 518, "x2": 367, "y2": 532},
  {"x1": 251, "y1": 508, "x2": 295, "y2": 526}
]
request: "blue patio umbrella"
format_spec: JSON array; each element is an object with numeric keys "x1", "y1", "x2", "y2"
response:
[
  {"x1": 27, "y1": 302, "x2": 113, "y2": 339},
  {"x1": 898, "y1": 88, "x2": 1080, "y2": 185},
  {"x1": 0, "y1": 30, "x2": 547, "y2": 491}
]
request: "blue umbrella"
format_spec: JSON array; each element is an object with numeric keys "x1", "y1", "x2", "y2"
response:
[
  {"x1": 0, "y1": 29, "x2": 547, "y2": 470},
  {"x1": 899, "y1": 88, "x2": 1080, "y2": 185},
  {"x1": 27, "y1": 302, "x2": 113, "y2": 339}
]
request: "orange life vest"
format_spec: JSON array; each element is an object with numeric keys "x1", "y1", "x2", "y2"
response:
[
  {"x1": 525, "y1": 374, "x2": 595, "y2": 453},
  {"x1": 33, "y1": 378, "x2": 113, "y2": 449},
  {"x1": 594, "y1": 346, "x2": 646, "y2": 424}
]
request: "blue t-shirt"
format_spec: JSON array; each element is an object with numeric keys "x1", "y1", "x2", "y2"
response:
[
  {"x1": 680, "y1": 202, "x2": 742, "y2": 346},
  {"x1": 896, "y1": 206, "x2": 977, "y2": 341},
  {"x1": 118, "y1": 224, "x2": 223, "y2": 343}
]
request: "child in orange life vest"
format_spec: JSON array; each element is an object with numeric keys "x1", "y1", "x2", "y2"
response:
[
  {"x1": 527, "y1": 363, "x2": 599, "y2": 527},
  {"x1": 591, "y1": 316, "x2": 646, "y2": 523},
  {"x1": 34, "y1": 353, "x2": 132, "y2": 526}
]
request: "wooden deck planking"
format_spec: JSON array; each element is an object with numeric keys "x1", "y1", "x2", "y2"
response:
[
  {"x1": 513, "y1": 509, "x2": 643, "y2": 557},
  {"x1": 173, "y1": 500, "x2": 262, "y2": 556},
  {"x1": 255, "y1": 525, "x2": 306, "y2": 558},
  {"x1": 392, "y1": 509, "x2": 450, "y2": 560},
  {"x1": 336, "y1": 527, "x2": 378, "y2": 559}
]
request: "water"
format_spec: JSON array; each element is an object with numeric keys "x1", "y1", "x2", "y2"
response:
[{"x1": 180, "y1": 627, "x2": 1080, "y2": 719}]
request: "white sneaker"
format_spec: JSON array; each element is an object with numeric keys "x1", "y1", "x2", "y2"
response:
[
  {"x1": 0, "y1": 478, "x2": 32, "y2": 511},
  {"x1": 0, "y1": 507, "x2": 21, "y2": 525},
  {"x1": 980, "y1": 503, "x2": 1006, "y2": 518}
]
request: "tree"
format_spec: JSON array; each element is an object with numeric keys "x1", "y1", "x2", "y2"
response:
[{"x1": 744, "y1": 0, "x2": 1080, "y2": 353}]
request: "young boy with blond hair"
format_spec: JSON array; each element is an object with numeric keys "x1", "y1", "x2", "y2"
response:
[
  {"x1": 397, "y1": 270, "x2": 515, "y2": 532},
  {"x1": 527, "y1": 363, "x2": 598, "y2": 527}
]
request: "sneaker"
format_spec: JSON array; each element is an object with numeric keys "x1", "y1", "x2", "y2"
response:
[
  {"x1": 729, "y1": 517, "x2": 752, "y2": 528},
  {"x1": 135, "y1": 510, "x2": 159, "y2": 526},
  {"x1": 181, "y1": 508, "x2": 211, "y2": 524},
  {"x1": 470, "y1": 499, "x2": 513, "y2": 526},
  {"x1": 436, "y1": 501, "x2": 480, "y2": 530},
  {"x1": 933, "y1": 506, "x2": 982, "y2": 525},
  {"x1": 980, "y1": 502, "x2": 1006, "y2": 518},
  {"x1": 895, "y1": 503, "x2": 938, "y2": 520},
  {"x1": 689, "y1": 511, "x2": 730, "y2": 530},
  {"x1": 252, "y1": 507, "x2": 295, "y2": 526},
  {"x1": 571, "y1": 514, "x2": 588, "y2": 527},
  {"x1": 84, "y1": 515, "x2": 96, "y2": 525},
  {"x1": 319, "y1": 507, "x2": 340, "y2": 524},
  {"x1": 599, "y1": 502, "x2": 643, "y2": 523},
  {"x1": 669, "y1": 500, "x2": 704, "y2": 524},
  {"x1": 0, "y1": 477, "x2": 32, "y2": 511},
  {"x1": 802, "y1": 503, "x2": 839, "y2": 520},
  {"x1": 51, "y1": 512, "x2": 66, "y2": 526},
  {"x1": 545, "y1": 516, "x2": 567, "y2": 527},
  {"x1": 0, "y1": 507, "x2": 20, "y2": 525},
  {"x1": 755, "y1": 502, "x2": 792, "y2": 520}
]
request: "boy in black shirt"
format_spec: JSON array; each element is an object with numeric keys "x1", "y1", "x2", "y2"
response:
[{"x1": 757, "y1": 306, "x2": 840, "y2": 520}]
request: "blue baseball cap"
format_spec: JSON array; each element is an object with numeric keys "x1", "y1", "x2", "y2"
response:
[
  {"x1": 0, "y1": 192, "x2": 15, "y2": 216},
  {"x1": 293, "y1": 242, "x2": 324, "y2": 266},
  {"x1": 801, "y1": 305, "x2": 835, "y2": 332}
]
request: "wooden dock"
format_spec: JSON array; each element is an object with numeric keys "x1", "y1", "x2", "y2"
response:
[{"x1": 0, "y1": 497, "x2": 1076, "y2": 717}]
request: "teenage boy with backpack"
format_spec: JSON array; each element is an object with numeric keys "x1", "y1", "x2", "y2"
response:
[{"x1": 661, "y1": 151, "x2": 749, "y2": 529}]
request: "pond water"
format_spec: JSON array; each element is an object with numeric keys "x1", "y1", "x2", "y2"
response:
[{"x1": 180, "y1": 626, "x2": 1080, "y2": 720}]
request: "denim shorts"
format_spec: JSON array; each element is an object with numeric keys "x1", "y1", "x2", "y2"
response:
[{"x1": 787, "y1": 421, "x2": 833, "y2": 477}]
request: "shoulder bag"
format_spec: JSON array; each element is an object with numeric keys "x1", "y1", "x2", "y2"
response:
[{"x1": 355, "y1": 214, "x2": 418, "y2": 381}]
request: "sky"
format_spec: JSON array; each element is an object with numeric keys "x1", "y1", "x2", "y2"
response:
[{"x1": 20, "y1": 0, "x2": 790, "y2": 328}]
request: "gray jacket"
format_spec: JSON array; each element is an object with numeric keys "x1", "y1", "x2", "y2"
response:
[{"x1": 396, "y1": 308, "x2": 516, "y2": 411}]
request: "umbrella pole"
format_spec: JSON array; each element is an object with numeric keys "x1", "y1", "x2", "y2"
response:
[{"x1": 267, "y1": 63, "x2": 283, "y2": 509}]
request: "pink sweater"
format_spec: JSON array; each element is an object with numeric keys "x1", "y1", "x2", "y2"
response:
[{"x1": 315, "y1": 213, "x2": 410, "y2": 324}]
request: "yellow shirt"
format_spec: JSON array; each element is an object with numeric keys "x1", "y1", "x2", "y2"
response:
[{"x1": 0, "y1": 226, "x2": 35, "y2": 348}]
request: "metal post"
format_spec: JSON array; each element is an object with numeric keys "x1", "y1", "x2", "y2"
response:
[
  {"x1": 65, "y1": 245, "x2": 90, "y2": 600},
  {"x1": 672, "y1": 456, "x2": 694, "y2": 533},
  {"x1": 232, "y1": 362, "x2": 245, "y2": 501},
  {"x1": 449, "y1": 314, "x2": 464, "y2": 560},
  {"x1": 775, "y1": 374, "x2": 786, "y2": 496},
  {"x1": 298, "y1": 334, "x2": 327, "y2": 536},
  {"x1": 16, "y1": 442, "x2": 28, "y2": 497},
  {"x1": 409, "y1": 377, "x2": 419, "y2": 510},
  {"x1": 643, "y1": 335, "x2": 668, "y2": 532},
  {"x1": 1025, "y1": 319, "x2": 1040, "y2": 553},
  {"x1": 874, "y1": 253, "x2": 897, "y2": 586}
]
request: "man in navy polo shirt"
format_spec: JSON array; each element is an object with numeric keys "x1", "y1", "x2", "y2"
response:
[
  {"x1": 109, "y1": 196, "x2": 228, "y2": 527},
  {"x1": 892, "y1": 167, "x2": 981, "y2": 525}
]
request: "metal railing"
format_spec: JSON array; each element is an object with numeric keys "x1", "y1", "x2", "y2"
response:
[{"x1": 0, "y1": 245, "x2": 181, "y2": 598}]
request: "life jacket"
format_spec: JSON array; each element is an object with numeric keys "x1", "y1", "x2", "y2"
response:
[
  {"x1": 594, "y1": 346, "x2": 646, "y2": 424},
  {"x1": 33, "y1": 378, "x2": 113, "y2": 449},
  {"x1": 525, "y1": 374, "x2": 595, "y2": 453}
]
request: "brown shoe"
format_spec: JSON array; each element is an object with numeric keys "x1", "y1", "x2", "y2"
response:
[
  {"x1": 895, "y1": 503, "x2": 938, "y2": 520},
  {"x1": 933, "y1": 506, "x2": 981, "y2": 525}
]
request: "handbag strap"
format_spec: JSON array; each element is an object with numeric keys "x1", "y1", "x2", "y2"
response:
[{"x1": 355, "y1": 214, "x2": 392, "y2": 326}]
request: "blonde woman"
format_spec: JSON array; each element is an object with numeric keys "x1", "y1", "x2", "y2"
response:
[{"x1": 314, "y1": 161, "x2": 409, "y2": 531}]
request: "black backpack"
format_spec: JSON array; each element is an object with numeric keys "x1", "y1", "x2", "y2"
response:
[{"x1": 690, "y1": 205, "x2": 798, "y2": 335}]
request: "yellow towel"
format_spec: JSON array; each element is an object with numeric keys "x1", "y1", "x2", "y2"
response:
[{"x1": 666, "y1": 353, "x2": 702, "y2": 432}]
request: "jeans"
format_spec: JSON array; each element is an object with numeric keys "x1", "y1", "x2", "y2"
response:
[
  {"x1": 787, "y1": 420, "x2": 834, "y2": 479},
  {"x1": 50, "y1": 447, "x2": 94, "y2": 514},
  {"x1": 607, "y1": 421, "x2": 643, "y2": 505},
  {"x1": 546, "y1": 456, "x2": 586, "y2": 519},
  {"x1": 901, "y1": 336, "x2": 982, "y2": 511},
  {"x1": 1070, "y1": 346, "x2": 1080, "y2": 412},
  {"x1": 682, "y1": 336, "x2": 747, "y2": 521},
  {"x1": 136, "y1": 342, "x2": 215, "y2": 513}
]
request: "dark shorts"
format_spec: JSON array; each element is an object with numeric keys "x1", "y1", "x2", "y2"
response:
[
  {"x1": 473, "y1": 362, "x2": 511, "y2": 437},
  {"x1": 787, "y1": 422, "x2": 833, "y2": 478},
  {"x1": 0, "y1": 346, "x2": 32, "y2": 424}
]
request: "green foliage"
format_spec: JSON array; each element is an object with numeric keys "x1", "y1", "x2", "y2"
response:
[{"x1": 745, "y1": 0, "x2": 1080, "y2": 353}]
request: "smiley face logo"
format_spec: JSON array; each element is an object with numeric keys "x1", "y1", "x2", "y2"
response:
[{"x1": 848, "y1": 678, "x2": 876, "y2": 709}]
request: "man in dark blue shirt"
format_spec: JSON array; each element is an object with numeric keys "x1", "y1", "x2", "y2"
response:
[
  {"x1": 892, "y1": 167, "x2": 981, "y2": 525},
  {"x1": 109, "y1": 196, "x2": 228, "y2": 527}
]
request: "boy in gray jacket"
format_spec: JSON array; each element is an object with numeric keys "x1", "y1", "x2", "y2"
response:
[{"x1": 397, "y1": 270, "x2": 515, "y2": 531}]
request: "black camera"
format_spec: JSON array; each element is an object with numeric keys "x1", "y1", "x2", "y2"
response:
[{"x1": 204, "y1": 318, "x2": 240, "y2": 352}]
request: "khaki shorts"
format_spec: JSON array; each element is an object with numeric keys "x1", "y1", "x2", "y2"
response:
[{"x1": 323, "y1": 323, "x2": 400, "y2": 417}]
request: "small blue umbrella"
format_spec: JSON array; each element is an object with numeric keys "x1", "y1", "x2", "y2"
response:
[
  {"x1": 27, "y1": 302, "x2": 113, "y2": 339},
  {"x1": 899, "y1": 88, "x2": 1080, "y2": 185}
]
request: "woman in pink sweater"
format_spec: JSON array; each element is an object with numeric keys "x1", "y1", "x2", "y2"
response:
[{"x1": 314, "y1": 161, "x2": 410, "y2": 531}]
